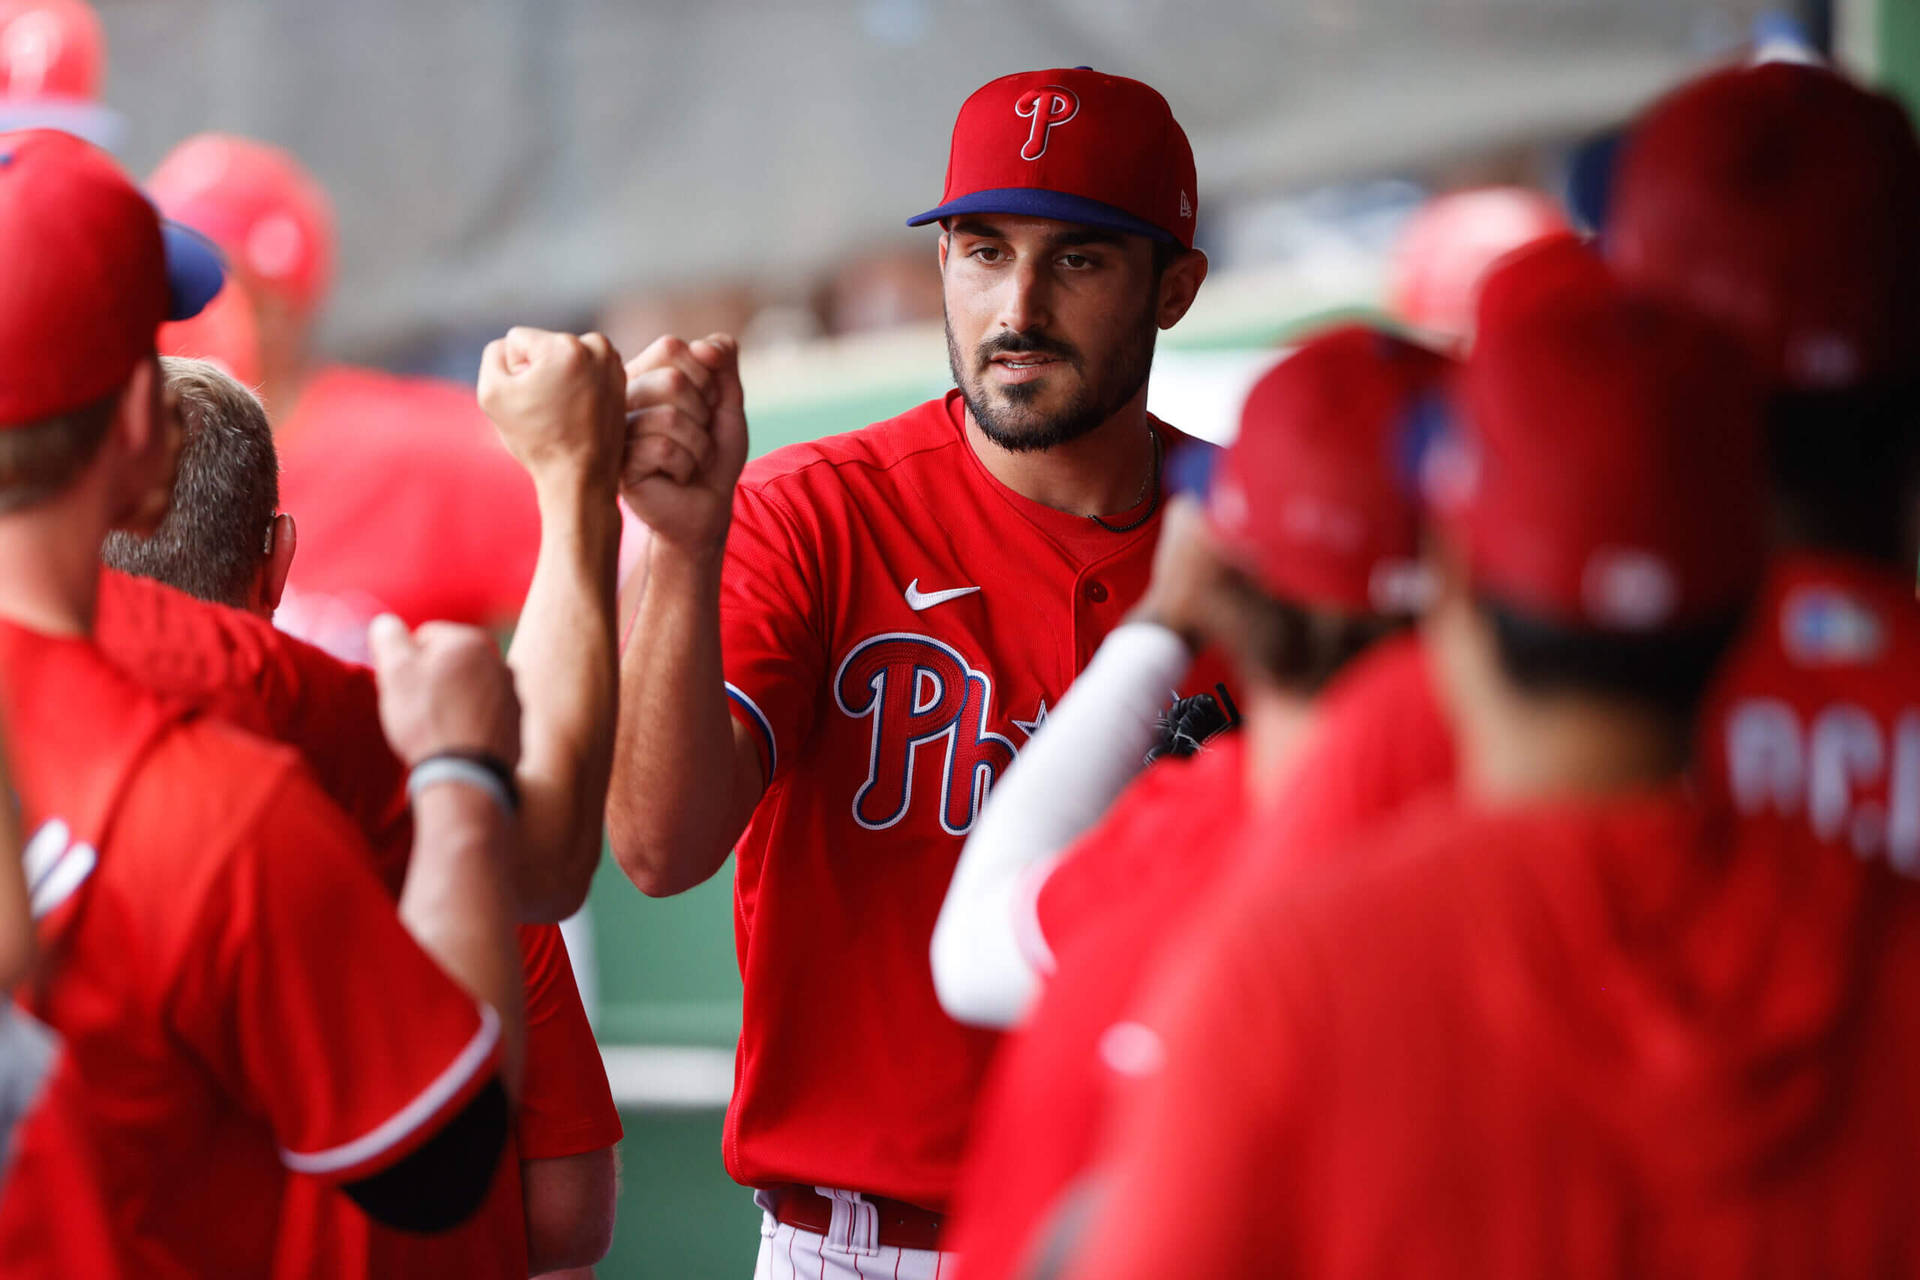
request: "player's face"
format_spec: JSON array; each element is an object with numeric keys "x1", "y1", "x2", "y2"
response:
[{"x1": 941, "y1": 215, "x2": 1162, "y2": 453}]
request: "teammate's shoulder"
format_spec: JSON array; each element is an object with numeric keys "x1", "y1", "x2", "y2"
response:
[{"x1": 738, "y1": 393, "x2": 964, "y2": 494}]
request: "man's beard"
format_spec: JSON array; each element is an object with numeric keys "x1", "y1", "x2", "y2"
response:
[{"x1": 947, "y1": 307, "x2": 1158, "y2": 454}]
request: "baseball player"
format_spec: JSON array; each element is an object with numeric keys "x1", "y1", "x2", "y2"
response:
[
  {"x1": 1063, "y1": 242, "x2": 1920, "y2": 1280},
  {"x1": 148, "y1": 133, "x2": 544, "y2": 660},
  {"x1": 933, "y1": 325, "x2": 1452, "y2": 1280},
  {"x1": 0, "y1": 129, "x2": 523, "y2": 1274},
  {"x1": 0, "y1": 0, "x2": 118, "y2": 145},
  {"x1": 94, "y1": 356, "x2": 624, "y2": 1276},
  {"x1": 609, "y1": 66, "x2": 1217, "y2": 1275}
]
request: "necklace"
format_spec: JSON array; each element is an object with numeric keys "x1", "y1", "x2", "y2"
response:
[{"x1": 1088, "y1": 428, "x2": 1164, "y2": 534}]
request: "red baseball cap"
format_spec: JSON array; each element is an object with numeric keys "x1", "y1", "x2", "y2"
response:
[
  {"x1": 148, "y1": 132, "x2": 337, "y2": 315},
  {"x1": 1207, "y1": 324, "x2": 1452, "y2": 616},
  {"x1": 1388, "y1": 187, "x2": 1570, "y2": 345},
  {"x1": 0, "y1": 0, "x2": 101, "y2": 101},
  {"x1": 0, "y1": 128, "x2": 226, "y2": 427},
  {"x1": 1607, "y1": 61, "x2": 1920, "y2": 392},
  {"x1": 908, "y1": 67, "x2": 1197, "y2": 247},
  {"x1": 1431, "y1": 239, "x2": 1767, "y2": 631}
]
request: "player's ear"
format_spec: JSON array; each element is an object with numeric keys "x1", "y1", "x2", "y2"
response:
[
  {"x1": 257, "y1": 512, "x2": 297, "y2": 618},
  {"x1": 109, "y1": 358, "x2": 182, "y2": 537},
  {"x1": 1155, "y1": 248, "x2": 1208, "y2": 330},
  {"x1": 938, "y1": 230, "x2": 951, "y2": 272}
]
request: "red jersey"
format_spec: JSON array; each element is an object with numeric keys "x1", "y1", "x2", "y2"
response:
[
  {"x1": 1072, "y1": 791, "x2": 1920, "y2": 1280},
  {"x1": 273, "y1": 923, "x2": 621, "y2": 1279},
  {"x1": 717, "y1": 391, "x2": 1215, "y2": 1208},
  {"x1": 0, "y1": 623, "x2": 499, "y2": 1278},
  {"x1": 91, "y1": 569, "x2": 623, "y2": 1275},
  {"x1": 93, "y1": 567, "x2": 410, "y2": 876},
  {"x1": 1697, "y1": 553, "x2": 1920, "y2": 873},
  {"x1": 273, "y1": 365, "x2": 541, "y2": 657},
  {"x1": 947, "y1": 739, "x2": 1247, "y2": 1280}
]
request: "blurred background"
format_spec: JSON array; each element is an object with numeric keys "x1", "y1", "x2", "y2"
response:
[{"x1": 56, "y1": 0, "x2": 1920, "y2": 1273}]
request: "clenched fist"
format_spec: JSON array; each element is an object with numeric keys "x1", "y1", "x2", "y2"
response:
[
  {"x1": 619, "y1": 333, "x2": 749, "y2": 555},
  {"x1": 478, "y1": 327, "x2": 627, "y2": 490},
  {"x1": 369, "y1": 615, "x2": 523, "y2": 769}
]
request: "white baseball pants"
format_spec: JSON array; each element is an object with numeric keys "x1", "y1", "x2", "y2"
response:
[{"x1": 751, "y1": 1189, "x2": 951, "y2": 1280}]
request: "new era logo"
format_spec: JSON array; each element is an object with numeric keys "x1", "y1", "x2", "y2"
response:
[{"x1": 1179, "y1": 190, "x2": 1192, "y2": 219}]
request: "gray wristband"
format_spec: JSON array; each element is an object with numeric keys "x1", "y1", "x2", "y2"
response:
[{"x1": 407, "y1": 755, "x2": 516, "y2": 817}]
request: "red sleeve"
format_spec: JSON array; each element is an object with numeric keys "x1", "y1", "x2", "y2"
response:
[
  {"x1": 514, "y1": 924, "x2": 623, "y2": 1160},
  {"x1": 169, "y1": 764, "x2": 500, "y2": 1184},
  {"x1": 718, "y1": 482, "x2": 829, "y2": 781},
  {"x1": 1065, "y1": 899, "x2": 1316, "y2": 1280}
]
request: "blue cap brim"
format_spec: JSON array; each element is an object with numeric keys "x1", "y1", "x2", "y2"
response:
[
  {"x1": 160, "y1": 220, "x2": 227, "y2": 321},
  {"x1": 907, "y1": 187, "x2": 1177, "y2": 243}
]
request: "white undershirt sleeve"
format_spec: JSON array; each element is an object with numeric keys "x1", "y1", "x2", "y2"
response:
[{"x1": 931, "y1": 621, "x2": 1194, "y2": 1029}]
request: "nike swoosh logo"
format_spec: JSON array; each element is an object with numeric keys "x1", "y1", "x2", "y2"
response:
[{"x1": 905, "y1": 579, "x2": 982, "y2": 611}]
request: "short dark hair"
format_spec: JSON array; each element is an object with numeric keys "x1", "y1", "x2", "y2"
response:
[
  {"x1": 101, "y1": 358, "x2": 277, "y2": 609},
  {"x1": 1766, "y1": 380, "x2": 1920, "y2": 564},
  {"x1": 1479, "y1": 595, "x2": 1747, "y2": 722},
  {"x1": 0, "y1": 392, "x2": 119, "y2": 514},
  {"x1": 1213, "y1": 566, "x2": 1413, "y2": 694}
]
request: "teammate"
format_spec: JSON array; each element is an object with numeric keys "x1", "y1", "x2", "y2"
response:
[
  {"x1": 1601, "y1": 64, "x2": 1920, "y2": 878},
  {"x1": 0, "y1": 128, "x2": 521, "y2": 1275},
  {"x1": 933, "y1": 325, "x2": 1450, "y2": 1280},
  {"x1": 96, "y1": 356, "x2": 622, "y2": 1276},
  {"x1": 147, "y1": 132, "x2": 542, "y2": 658},
  {"x1": 608, "y1": 66, "x2": 1212, "y2": 1275},
  {"x1": 1061, "y1": 239, "x2": 1920, "y2": 1280},
  {"x1": 0, "y1": 0, "x2": 117, "y2": 145}
]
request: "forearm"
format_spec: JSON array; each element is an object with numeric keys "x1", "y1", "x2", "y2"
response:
[
  {"x1": 932, "y1": 622, "x2": 1192, "y2": 1027},
  {"x1": 400, "y1": 785, "x2": 526, "y2": 1095},
  {"x1": 607, "y1": 540, "x2": 757, "y2": 897},
  {"x1": 506, "y1": 472, "x2": 623, "y2": 922}
]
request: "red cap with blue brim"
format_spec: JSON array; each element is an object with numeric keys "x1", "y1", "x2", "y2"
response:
[
  {"x1": 0, "y1": 128, "x2": 225, "y2": 427},
  {"x1": 908, "y1": 67, "x2": 1198, "y2": 248}
]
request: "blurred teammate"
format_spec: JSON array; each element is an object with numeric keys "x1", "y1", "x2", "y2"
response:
[
  {"x1": 609, "y1": 67, "x2": 1214, "y2": 1275},
  {"x1": 1063, "y1": 241, "x2": 1920, "y2": 1280},
  {"x1": 0, "y1": 128, "x2": 522, "y2": 1276},
  {"x1": 934, "y1": 325, "x2": 1449, "y2": 1280},
  {"x1": 0, "y1": 0, "x2": 117, "y2": 145},
  {"x1": 1387, "y1": 185, "x2": 1568, "y2": 346},
  {"x1": 99, "y1": 356, "x2": 621, "y2": 1276},
  {"x1": 148, "y1": 132, "x2": 541, "y2": 658},
  {"x1": 1602, "y1": 63, "x2": 1920, "y2": 877}
]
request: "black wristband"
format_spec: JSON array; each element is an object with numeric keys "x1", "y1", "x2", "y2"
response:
[{"x1": 411, "y1": 749, "x2": 520, "y2": 814}]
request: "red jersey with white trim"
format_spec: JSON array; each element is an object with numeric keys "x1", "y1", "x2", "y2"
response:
[
  {"x1": 1697, "y1": 553, "x2": 1920, "y2": 873},
  {"x1": 1072, "y1": 792, "x2": 1920, "y2": 1280},
  {"x1": 947, "y1": 739, "x2": 1246, "y2": 1280},
  {"x1": 90, "y1": 569, "x2": 623, "y2": 1276},
  {"x1": 0, "y1": 622, "x2": 498, "y2": 1278},
  {"x1": 717, "y1": 390, "x2": 1217, "y2": 1209},
  {"x1": 273, "y1": 923, "x2": 622, "y2": 1279},
  {"x1": 273, "y1": 365, "x2": 541, "y2": 658}
]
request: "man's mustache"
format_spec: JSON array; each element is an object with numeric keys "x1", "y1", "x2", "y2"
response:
[{"x1": 977, "y1": 331, "x2": 1081, "y2": 369}]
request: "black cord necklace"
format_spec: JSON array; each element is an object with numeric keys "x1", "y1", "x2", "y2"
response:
[{"x1": 1088, "y1": 428, "x2": 1164, "y2": 534}]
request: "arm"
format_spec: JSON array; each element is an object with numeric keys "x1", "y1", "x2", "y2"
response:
[
  {"x1": 931, "y1": 498, "x2": 1221, "y2": 1027},
  {"x1": 479, "y1": 328, "x2": 630, "y2": 921},
  {"x1": 524, "y1": 1147, "x2": 618, "y2": 1274},
  {"x1": 604, "y1": 336, "x2": 760, "y2": 898},
  {"x1": 371, "y1": 616, "x2": 528, "y2": 1094},
  {"x1": 931, "y1": 622, "x2": 1192, "y2": 1027}
]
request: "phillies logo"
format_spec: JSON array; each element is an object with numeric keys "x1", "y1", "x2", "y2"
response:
[
  {"x1": 834, "y1": 633, "x2": 1018, "y2": 834},
  {"x1": 1015, "y1": 86, "x2": 1079, "y2": 161}
]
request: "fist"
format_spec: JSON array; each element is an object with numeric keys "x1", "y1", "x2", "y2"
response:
[
  {"x1": 478, "y1": 327, "x2": 627, "y2": 487},
  {"x1": 1127, "y1": 495, "x2": 1230, "y2": 650},
  {"x1": 619, "y1": 333, "x2": 749, "y2": 554},
  {"x1": 369, "y1": 616, "x2": 523, "y2": 769}
]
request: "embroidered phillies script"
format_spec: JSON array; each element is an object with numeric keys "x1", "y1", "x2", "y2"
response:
[{"x1": 1016, "y1": 86, "x2": 1079, "y2": 160}]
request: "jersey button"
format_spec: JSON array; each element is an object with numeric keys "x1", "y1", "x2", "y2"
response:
[{"x1": 1084, "y1": 580, "x2": 1109, "y2": 604}]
